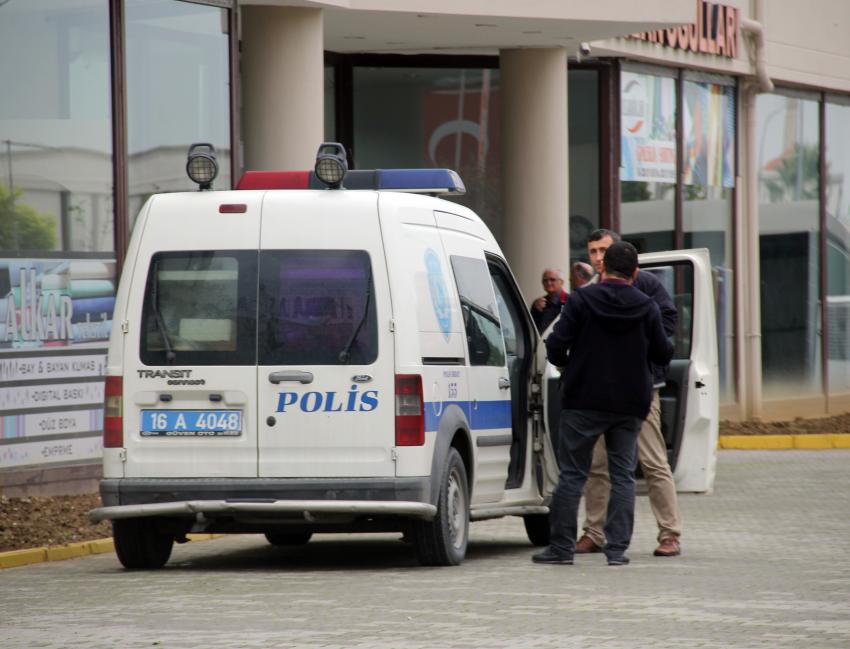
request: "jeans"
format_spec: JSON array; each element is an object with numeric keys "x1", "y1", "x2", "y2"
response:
[{"x1": 549, "y1": 409, "x2": 642, "y2": 559}]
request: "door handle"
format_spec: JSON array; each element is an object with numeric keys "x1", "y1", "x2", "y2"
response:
[
  {"x1": 269, "y1": 370, "x2": 314, "y2": 384},
  {"x1": 498, "y1": 377, "x2": 511, "y2": 390}
]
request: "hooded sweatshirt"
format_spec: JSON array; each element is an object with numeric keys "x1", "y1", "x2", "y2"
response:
[{"x1": 545, "y1": 278, "x2": 674, "y2": 419}]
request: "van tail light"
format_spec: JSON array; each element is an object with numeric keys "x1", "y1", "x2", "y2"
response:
[
  {"x1": 395, "y1": 374, "x2": 424, "y2": 446},
  {"x1": 104, "y1": 376, "x2": 123, "y2": 448}
]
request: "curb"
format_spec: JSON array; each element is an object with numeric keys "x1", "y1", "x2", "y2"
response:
[
  {"x1": 719, "y1": 433, "x2": 850, "y2": 450},
  {"x1": 0, "y1": 533, "x2": 221, "y2": 570}
]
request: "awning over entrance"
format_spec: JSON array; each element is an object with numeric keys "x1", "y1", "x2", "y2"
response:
[{"x1": 246, "y1": 1, "x2": 696, "y2": 53}]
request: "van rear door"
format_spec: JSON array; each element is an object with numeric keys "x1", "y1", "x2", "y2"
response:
[
  {"x1": 122, "y1": 192, "x2": 262, "y2": 479},
  {"x1": 639, "y1": 248, "x2": 719, "y2": 493},
  {"x1": 256, "y1": 191, "x2": 395, "y2": 478}
]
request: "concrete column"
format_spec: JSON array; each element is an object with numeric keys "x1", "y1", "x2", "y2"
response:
[
  {"x1": 500, "y1": 48, "x2": 569, "y2": 303},
  {"x1": 241, "y1": 7, "x2": 324, "y2": 171}
]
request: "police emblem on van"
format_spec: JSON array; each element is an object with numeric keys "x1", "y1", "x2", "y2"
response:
[
  {"x1": 276, "y1": 386, "x2": 378, "y2": 412},
  {"x1": 425, "y1": 248, "x2": 451, "y2": 340}
]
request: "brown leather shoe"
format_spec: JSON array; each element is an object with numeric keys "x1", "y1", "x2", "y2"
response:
[
  {"x1": 653, "y1": 538, "x2": 681, "y2": 557},
  {"x1": 575, "y1": 535, "x2": 603, "y2": 554}
]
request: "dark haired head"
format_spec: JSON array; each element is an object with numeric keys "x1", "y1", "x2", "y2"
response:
[
  {"x1": 587, "y1": 228, "x2": 621, "y2": 244},
  {"x1": 603, "y1": 241, "x2": 638, "y2": 280},
  {"x1": 571, "y1": 261, "x2": 593, "y2": 282}
]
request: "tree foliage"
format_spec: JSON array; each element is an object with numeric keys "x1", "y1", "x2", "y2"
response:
[
  {"x1": 762, "y1": 143, "x2": 821, "y2": 203},
  {"x1": 0, "y1": 185, "x2": 56, "y2": 251}
]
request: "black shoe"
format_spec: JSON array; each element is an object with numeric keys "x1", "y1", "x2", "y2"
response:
[
  {"x1": 532, "y1": 547, "x2": 574, "y2": 565},
  {"x1": 607, "y1": 555, "x2": 631, "y2": 566}
]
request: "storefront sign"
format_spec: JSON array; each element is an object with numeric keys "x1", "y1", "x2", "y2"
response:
[
  {"x1": 0, "y1": 353, "x2": 106, "y2": 382},
  {"x1": 0, "y1": 256, "x2": 113, "y2": 471},
  {"x1": 0, "y1": 435, "x2": 103, "y2": 470},
  {"x1": 628, "y1": 1, "x2": 739, "y2": 59},
  {"x1": 0, "y1": 409, "x2": 104, "y2": 439}
]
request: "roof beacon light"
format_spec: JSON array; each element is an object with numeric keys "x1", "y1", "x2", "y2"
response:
[
  {"x1": 186, "y1": 143, "x2": 219, "y2": 190},
  {"x1": 314, "y1": 142, "x2": 348, "y2": 189}
]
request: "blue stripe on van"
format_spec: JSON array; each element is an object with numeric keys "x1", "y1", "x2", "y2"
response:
[{"x1": 423, "y1": 400, "x2": 511, "y2": 433}]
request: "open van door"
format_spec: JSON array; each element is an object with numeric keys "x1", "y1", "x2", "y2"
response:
[{"x1": 639, "y1": 248, "x2": 719, "y2": 493}]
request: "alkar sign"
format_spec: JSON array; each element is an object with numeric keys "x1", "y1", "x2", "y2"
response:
[{"x1": 628, "y1": 1, "x2": 739, "y2": 59}]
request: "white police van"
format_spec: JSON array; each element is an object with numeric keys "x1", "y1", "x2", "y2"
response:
[{"x1": 90, "y1": 143, "x2": 718, "y2": 569}]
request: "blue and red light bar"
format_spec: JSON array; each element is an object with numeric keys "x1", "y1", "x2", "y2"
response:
[{"x1": 236, "y1": 168, "x2": 465, "y2": 195}]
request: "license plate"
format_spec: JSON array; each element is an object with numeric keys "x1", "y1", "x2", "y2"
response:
[{"x1": 140, "y1": 410, "x2": 242, "y2": 437}]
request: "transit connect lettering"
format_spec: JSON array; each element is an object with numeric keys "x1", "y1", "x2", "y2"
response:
[
  {"x1": 137, "y1": 369, "x2": 193, "y2": 379},
  {"x1": 276, "y1": 386, "x2": 379, "y2": 413}
]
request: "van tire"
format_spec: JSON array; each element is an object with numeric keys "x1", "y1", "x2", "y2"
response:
[
  {"x1": 412, "y1": 448, "x2": 469, "y2": 566},
  {"x1": 264, "y1": 531, "x2": 312, "y2": 546},
  {"x1": 522, "y1": 513, "x2": 550, "y2": 546},
  {"x1": 112, "y1": 518, "x2": 173, "y2": 569}
]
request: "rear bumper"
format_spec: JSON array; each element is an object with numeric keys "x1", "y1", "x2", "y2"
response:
[{"x1": 92, "y1": 477, "x2": 434, "y2": 522}]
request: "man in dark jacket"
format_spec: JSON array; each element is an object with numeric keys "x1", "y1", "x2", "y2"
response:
[
  {"x1": 577, "y1": 229, "x2": 683, "y2": 558},
  {"x1": 533, "y1": 241, "x2": 674, "y2": 566}
]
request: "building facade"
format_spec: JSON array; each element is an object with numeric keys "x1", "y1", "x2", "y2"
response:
[{"x1": 1, "y1": 0, "x2": 848, "y2": 494}]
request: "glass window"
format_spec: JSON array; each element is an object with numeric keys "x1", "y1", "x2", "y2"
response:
[
  {"x1": 125, "y1": 0, "x2": 231, "y2": 227},
  {"x1": 258, "y1": 250, "x2": 377, "y2": 366},
  {"x1": 0, "y1": 0, "x2": 113, "y2": 253},
  {"x1": 825, "y1": 100, "x2": 850, "y2": 394},
  {"x1": 641, "y1": 263, "x2": 694, "y2": 361},
  {"x1": 757, "y1": 93, "x2": 821, "y2": 398},
  {"x1": 141, "y1": 251, "x2": 257, "y2": 366},
  {"x1": 450, "y1": 255, "x2": 505, "y2": 367},
  {"x1": 352, "y1": 67, "x2": 501, "y2": 236},
  {"x1": 620, "y1": 71, "x2": 677, "y2": 253},
  {"x1": 569, "y1": 70, "x2": 600, "y2": 264},
  {"x1": 682, "y1": 79, "x2": 736, "y2": 402},
  {"x1": 324, "y1": 65, "x2": 336, "y2": 141}
]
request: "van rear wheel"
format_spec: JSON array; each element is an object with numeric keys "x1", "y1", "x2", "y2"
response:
[
  {"x1": 112, "y1": 518, "x2": 173, "y2": 569},
  {"x1": 264, "y1": 531, "x2": 312, "y2": 546},
  {"x1": 523, "y1": 513, "x2": 550, "y2": 546},
  {"x1": 412, "y1": 448, "x2": 469, "y2": 566}
]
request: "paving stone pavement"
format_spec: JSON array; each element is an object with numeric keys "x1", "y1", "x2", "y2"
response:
[{"x1": 1, "y1": 450, "x2": 848, "y2": 649}]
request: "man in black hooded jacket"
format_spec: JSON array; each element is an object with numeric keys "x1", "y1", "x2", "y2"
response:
[{"x1": 533, "y1": 241, "x2": 674, "y2": 566}]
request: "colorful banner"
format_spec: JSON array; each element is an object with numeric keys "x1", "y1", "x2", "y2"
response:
[
  {"x1": 0, "y1": 256, "x2": 113, "y2": 471},
  {"x1": 683, "y1": 81, "x2": 736, "y2": 187},
  {"x1": 0, "y1": 258, "x2": 115, "y2": 351},
  {"x1": 621, "y1": 71, "x2": 677, "y2": 183}
]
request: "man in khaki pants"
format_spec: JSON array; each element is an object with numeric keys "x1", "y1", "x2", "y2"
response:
[{"x1": 575, "y1": 229, "x2": 682, "y2": 557}]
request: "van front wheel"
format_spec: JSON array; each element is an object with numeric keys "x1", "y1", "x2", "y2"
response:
[
  {"x1": 412, "y1": 448, "x2": 469, "y2": 566},
  {"x1": 112, "y1": 518, "x2": 173, "y2": 569}
]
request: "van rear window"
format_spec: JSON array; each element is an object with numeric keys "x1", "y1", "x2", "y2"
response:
[
  {"x1": 140, "y1": 251, "x2": 257, "y2": 366},
  {"x1": 258, "y1": 250, "x2": 377, "y2": 365}
]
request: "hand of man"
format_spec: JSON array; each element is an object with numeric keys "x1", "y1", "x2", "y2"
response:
[{"x1": 533, "y1": 296, "x2": 547, "y2": 312}]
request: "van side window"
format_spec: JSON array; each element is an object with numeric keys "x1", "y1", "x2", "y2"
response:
[
  {"x1": 258, "y1": 250, "x2": 378, "y2": 365},
  {"x1": 450, "y1": 255, "x2": 506, "y2": 367},
  {"x1": 140, "y1": 251, "x2": 258, "y2": 366}
]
